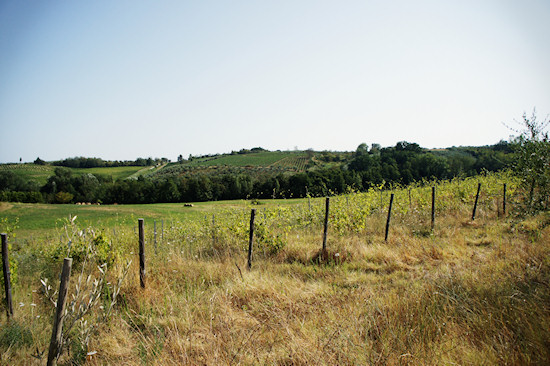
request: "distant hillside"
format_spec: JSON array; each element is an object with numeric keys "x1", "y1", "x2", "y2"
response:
[
  {"x1": 0, "y1": 164, "x2": 150, "y2": 185},
  {"x1": 0, "y1": 164, "x2": 55, "y2": 186},
  {"x1": 0, "y1": 143, "x2": 514, "y2": 204},
  {"x1": 184, "y1": 151, "x2": 304, "y2": 167}
]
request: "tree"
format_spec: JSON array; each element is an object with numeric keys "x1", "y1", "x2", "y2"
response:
[
  {"x1": 355, "y1": 143, "x2": 369, "y2": 157},
  {"x1": 510, "y1": 110, "x2": 550, "y2": 213},
  {"x1": 55, "y1": 191, "x2": 74, "y2": 204}
]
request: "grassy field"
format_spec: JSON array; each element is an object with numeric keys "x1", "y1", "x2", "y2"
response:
[
  {"x1": 0, "y1": 198, "x2": 306, "y2": 236},
  {"x1": 0, "y1": 174, "x2": 549, "y2": 365}
]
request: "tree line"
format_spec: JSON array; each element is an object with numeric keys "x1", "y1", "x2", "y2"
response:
[
  {"x1": 48, "y1": 156, "x2": 169, "y2": 168},
  {"x1": 1, "y1": 141, "x2": 514, "y2": 204}
]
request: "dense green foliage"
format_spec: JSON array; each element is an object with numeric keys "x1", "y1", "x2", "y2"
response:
[
  {"x1": 510, "y1": 111, "x2": 550, "y2": 213},
  {"x1": 348, "y1": 141, "x2": 512, "y2": 186},
  {"x1": 52, "y1": 156, "x2": 169, "y2": 168},
  {"x1": 0, "y1": 142, "x2": 514, "y2": 204}
]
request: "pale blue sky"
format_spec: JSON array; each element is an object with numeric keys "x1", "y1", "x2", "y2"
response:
[{"x1": 1, "y1": 0, "x2": 549, "y2": 163}]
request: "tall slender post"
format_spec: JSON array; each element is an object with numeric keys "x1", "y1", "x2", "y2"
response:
[
  {"x1": 153, "y1": 220, "x2": 157, "y2": 254},
  {"x1": 47, "y1": 258, "x2": 73, "y2": 366},
  {"x1": 503, "y1": 183, "x2": 507, "y2": 216},
  {"x1": 472, "y1": 183, "x2": 481, "y2": 221},
  {"x1": 431, "y1": 186, "x2": 436, "y2": 231},
  {"x1": 247, "y1": 209, "x2": 256, "y2": 270},
  {"x1": 138, "y1": 219, "x2": 145, "y2": 288},
  {"x1": 161, "y1": 219, "x2": 164, "y2": 241},
  {"x1": 385, "y1": 194, "x2": 394, "y2": 242},
  {"x1": 1, "y1": 234, "x2": 13, "y2": 318},
  {"x1": 322, "y1": 197, "x2": 330, "y2": 252}
]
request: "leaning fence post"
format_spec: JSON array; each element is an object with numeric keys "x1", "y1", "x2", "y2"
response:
[
  {"x1": 472, "y1": 183, "x2": 481, "y2": 221},
  {"x1": 431, "y1": 186, "x2": 436, "y2": 231},
  {"x1": 47, "y1": 257, "x2": 73, "y2": 366},
  {"x1": 153, "y1": 220, "x2": 157, "y2": 254},
  {"x1": 247, "y1": 209, "x2": 256, "y2": 270},
  {"x1": 503, "y1": 183, "x2": 507, "y2": 216},
  {"x1": 385, "y1": 193, "x2": 394, "y2": 242},
  {"x1": 322, "y1": 197, "x2": 330, "y2": 252},
  {"x1": 138, "y1": 219, "x2": 145, "y2": 288},
  {"x1": 1, "y1": 233, "x2": 13, "y2": 318}
]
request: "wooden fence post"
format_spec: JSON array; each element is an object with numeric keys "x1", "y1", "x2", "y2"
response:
[
  {"x1": 247, "y1": 209, "x2": 256, "y2": 270},
  {"x1": 503, "y1": 183, "x2": 507, "y2": 216},
  {"x1": 47, "y1": 258, "x2": 73, "y2": 366},
  {"x1": 1, "y1": 233, "x2": 13, "y2": 318},
  {"x1": 138, "y1": 219, "x2": 145, "y2": 288},
  {"x1": 431, "y1": 186, "x2": 436, "y2": 231},
  {"x1": 385, "y1": 193, "x2": 394, "y2": 242},
  {"x1": 322, "y1": 197, "x2": 330, "y2": 252},
  {"x1": 472, "y1": 183, "x2": 481, "y2": 221},
  {"x1": 153, "y1": 220, "x2": 157, "y2": 254}
]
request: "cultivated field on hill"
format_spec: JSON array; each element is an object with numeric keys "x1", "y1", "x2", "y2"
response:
[
  {"x1": 0, "y1": 173, "x2": 549, "y2": 365},
  {"x1": 0, "y1": 164, "x2": 55, "y2": 186},
  {"x1": 183, "y1": 151, "x2": 306, "y2": 168},
  {"x1": 0, "y1": 164, "x2": 151, "y2": 184},
  {"x1": 0, "y1": 151, "x2": 316, "y2": 189}
]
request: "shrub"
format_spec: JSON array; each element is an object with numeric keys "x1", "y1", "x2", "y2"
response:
[
  {"x1": 55, "y1": 191, "x2": 74, "y2": 204},
  {"x1": 510, "y1": 110, "x2": 550, "y2": 214}
]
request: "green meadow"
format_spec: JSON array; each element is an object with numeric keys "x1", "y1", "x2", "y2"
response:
[{"x1": 0, "y1": 198, "x2": 309, "y2": 237}]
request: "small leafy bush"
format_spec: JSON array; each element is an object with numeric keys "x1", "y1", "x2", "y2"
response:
[
  {"x1": 50, "y1": 217, "x2": 120, "y2": 267},
  {"x1": 254, "y1": 221, "x2": 287, "y2": 255}
]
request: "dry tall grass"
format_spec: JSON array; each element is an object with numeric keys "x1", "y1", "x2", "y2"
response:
[{"x1": 94, "y1": 217, "x2": 549, "y2": 364}]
